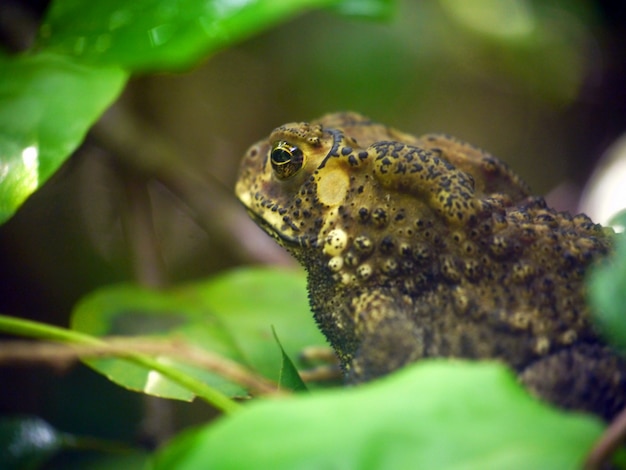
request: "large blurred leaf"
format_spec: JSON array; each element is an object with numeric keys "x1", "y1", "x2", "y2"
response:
[
  {"x1": 39, "y1": 0, "x2": 393, "y2": 71},
  {"x1": 71, "y1": 267, "x2": 326, "y2": 400},
  {"x1": 0, "y1": 52, "x2": 126, "y2": 224},
  {"x1": 0, "y1": 0, "x2": 392, "y2": 225},
  {"x1": 152, "y1": 361, "x2": 606, "y2": 469}
]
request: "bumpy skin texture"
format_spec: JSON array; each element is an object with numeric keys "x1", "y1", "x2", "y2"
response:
[{"x1": 236, "y1": 112, "x2": 626, "y2": 420}]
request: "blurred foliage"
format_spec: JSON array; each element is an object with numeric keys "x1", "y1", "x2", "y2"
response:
[
  {"x1": 70, "y1": 268, "x2": 323, "y2": 400},
  {"x1": 0, "y1": 53, "x2": 126, "y2": 223},
  {"x1": 153, "y1": 361, "x2": 607, "y2": 469},
  {"x1": 38, "y1": 0, "x2": 393, "y2": 71},
  {"x1": 1, "y1": 0, "x2": 387, "y2": 224},
  {"x1": 1, "y1": 0, "x2": 626, "y2": 468}
]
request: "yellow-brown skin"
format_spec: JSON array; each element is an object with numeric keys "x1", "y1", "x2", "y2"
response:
[{"x1": 236, "y1": 112, "x2": 626, "y2": 420}]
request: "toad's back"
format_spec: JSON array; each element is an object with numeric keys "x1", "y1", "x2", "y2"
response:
[{"x1": 236, "y1": 112, "x2": 625, "y2": 420}]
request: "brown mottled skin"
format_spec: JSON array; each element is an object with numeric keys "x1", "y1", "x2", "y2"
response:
[{"x1": 235, "y1": 112, "x2": 626, "y2": 420}]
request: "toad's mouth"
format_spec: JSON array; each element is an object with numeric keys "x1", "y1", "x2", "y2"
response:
[{"x1": 245, "y1": 208, "x2": 301, "y2": 247}]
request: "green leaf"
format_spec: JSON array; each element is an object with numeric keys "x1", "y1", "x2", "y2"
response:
[
  {"x1": 272, "y1": 327, "x2": 308, "y2": 392},
  {"x1": 0, "y1": 52, "x2": 127, "y2": 224},
  {"x1": 71, "y1": 267, "x2": 326, "y2": 400},
  {"x1": 152, "y1": 361, "x2": 606, "y2": 469},
  {"x1": 38, "y1": 0, "x2": 393, "y2": 72},
  {"x1": 0, "y1": 314, "x2": 239, "y2": 412},
  {"x1": 1, "y1": 0, "x2": 393, "y2": 224},
  {"x1": 588, "y1": 213, "x2": 626, "y2": 352}
]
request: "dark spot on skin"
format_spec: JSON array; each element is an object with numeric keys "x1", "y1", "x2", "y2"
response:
[
  {"x1": 380, "y1": 236, "x2": 395, "y2": 253},
  {"x1": 359, "y1": 207, "x2": 370, "y2": 222}
]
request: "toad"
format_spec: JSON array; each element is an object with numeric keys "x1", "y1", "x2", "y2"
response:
[{"x1": 235, "y1": 112, "x2": 626, "y2": 420}]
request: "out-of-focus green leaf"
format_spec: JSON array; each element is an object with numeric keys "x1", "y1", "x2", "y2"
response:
[
  {"x1": 588, "y1": 212, "x2": 626, "y2": 352},
  {"x1": 39, "y1": 0, "x2": 393, "y2": 72},
  {"x1": 196, "y1": 268, "x2": 326, "y2": 377},
  {"x1": 0, "y1": 416, "x2": 64, "y2": 470},
  {"x1": 0, "y1": 313, "x2": 238, "y2": 410},
  {"x1": 0, "y1": 52, "x2": 127, "y2": 224},
  {"x1": 71, "y1": 267, "x2": 326, "y2": 400},
  {"x1": 1, "y1": 0, "x2": 393, "y2": 225},
  {"x1": 152, "y1": 361, "x2": 606, "y2": 469}
]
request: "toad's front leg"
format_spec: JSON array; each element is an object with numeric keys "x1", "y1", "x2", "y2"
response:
[{"x1": 344, "y1": 291, "x2": 426, "y2": 383}]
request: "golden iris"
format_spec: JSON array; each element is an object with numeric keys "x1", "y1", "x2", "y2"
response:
[{"x1": 270, "y1": 141, "x2": 305, "y2": 179}]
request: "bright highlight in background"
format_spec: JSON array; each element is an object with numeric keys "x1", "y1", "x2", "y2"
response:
[{"x1": 580, "y1": 134, "x2": 626, "y2": 232}]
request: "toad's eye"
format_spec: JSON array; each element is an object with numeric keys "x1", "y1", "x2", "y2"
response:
[{"x1": 270, "y1": 141, "x2": 305, "y2": 179}]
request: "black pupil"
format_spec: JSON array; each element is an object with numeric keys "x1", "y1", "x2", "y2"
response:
[{"x1": 272, "y1": 148, "x2": 292, "y2": 164}]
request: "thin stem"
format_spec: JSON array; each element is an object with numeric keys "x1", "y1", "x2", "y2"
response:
[
  {"x1": 0, "y1": 314, "x2": 240, "y2": 414},
  {"x1": 0, "y1": 339, "x2": 282, "y2": 396},
  {"x1": 0, "y1": 314, "x2": 101, "y2": 345},
  {"x1": 584, "y1": 405, "x2": 626, "y2": 469}
]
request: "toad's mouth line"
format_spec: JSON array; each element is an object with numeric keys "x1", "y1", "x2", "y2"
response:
[{"x1": 245, "y1": 208, "x2": 301, "y2": 247}]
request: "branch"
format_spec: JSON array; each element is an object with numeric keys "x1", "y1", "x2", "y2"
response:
[
  {"x1": 0, "y1": 338, "x2": 283, "y2": 397},
  {"x1": 584, "y1": 405, "x2": 626, "y2": 469}
]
